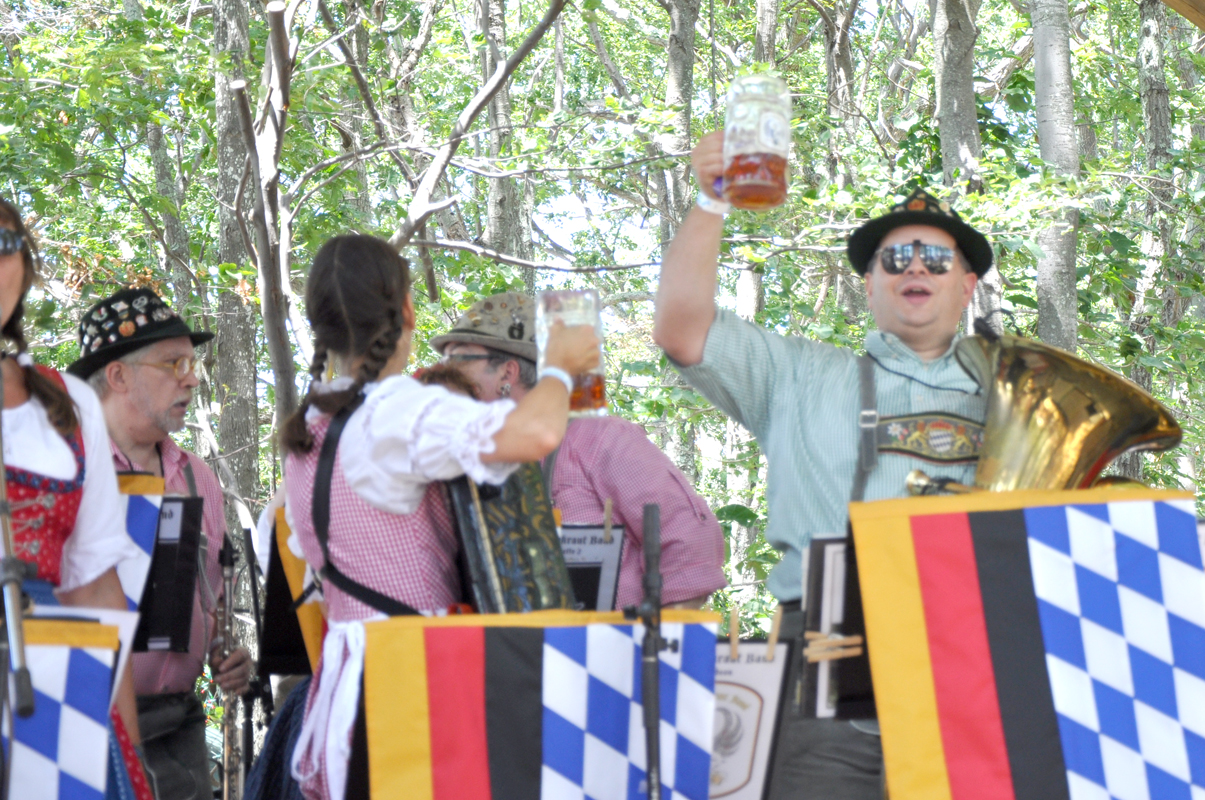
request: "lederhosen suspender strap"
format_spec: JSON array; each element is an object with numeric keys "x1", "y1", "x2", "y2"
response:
[
  {"x1": 181, "y1": 459, "x2": 198, "y2": 498},
  {"x1": 542, "y1": 445, "x2": 560, "y2": 494},
  {"x1": 850, "y1": 354, "x2": 878, "y2": 502},
  {"x1": 313, "y1": 402, "x2": 420, "y2": 617}
]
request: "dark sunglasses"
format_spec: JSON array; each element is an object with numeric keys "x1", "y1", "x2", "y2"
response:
[
  {"x1": 875, "y1": 240, "x2": 955, "y2": 275},
  {"x1": 0, "y1": 229, "x2": 24, "y2": 257}
]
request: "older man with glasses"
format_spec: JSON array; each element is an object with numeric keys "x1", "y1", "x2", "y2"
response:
[
  {"x1": 655, "y1": 130, "x2": 997, "y2": 800},
  {"x1": 430, "y1": 291, "x2": 728, "y2": 611},
  {"x1": 69, "y1": 288, "x2": 251, "y2": 800}
]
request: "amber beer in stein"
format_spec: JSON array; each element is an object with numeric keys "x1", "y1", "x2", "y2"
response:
[
  {"x1": 722, "y1": 74, "x2": 792, "y2": 210},
  {"x1": 536, "y1": 289, "x2": 606, "y2": 414}
]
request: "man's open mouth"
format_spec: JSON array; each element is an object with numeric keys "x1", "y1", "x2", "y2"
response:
[{"x1": 901, "y1": 286, "x2": 932, "y2": 298}]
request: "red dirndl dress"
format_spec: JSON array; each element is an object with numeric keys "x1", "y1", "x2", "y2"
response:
[{"x1": 4, "y1": 365, "x2": 153, "y2": 800}]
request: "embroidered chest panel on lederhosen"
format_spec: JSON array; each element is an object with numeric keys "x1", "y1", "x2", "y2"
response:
[
  {"x1": 876, "y1": 413, "x2": 984, "y2": 463},
  {"x1": 7, "y1": 429, "x2": 86, "y2": 587}
]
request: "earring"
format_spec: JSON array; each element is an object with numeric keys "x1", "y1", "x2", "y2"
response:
[{"x1": 500, "y1": 383, "x2": 512, "y2": 398}]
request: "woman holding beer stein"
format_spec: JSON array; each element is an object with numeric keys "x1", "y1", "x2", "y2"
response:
[
  {"x1": 281, "y1": 234, "x2": 599, "y2": 800},
  {"x1": 0, "y1": 198, "x2": 152, "y2": 798}
]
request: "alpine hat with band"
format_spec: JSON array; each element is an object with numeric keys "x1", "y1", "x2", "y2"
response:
[
  {"x1": 429, "y1": 291, "x2": 537, "y2": 363},
  {"x1": 846, "y1": 188, "x2": 994, "y2": 277},
  {"x1": 67, "y1": 287, "x2": 214, "y2": 380}
]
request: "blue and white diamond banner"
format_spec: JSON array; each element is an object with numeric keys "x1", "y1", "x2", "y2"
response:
[
  {"x1": 116, "y1": 490, "x2": 160, "y2": 610},
  {"x1": 542, "y1": 621, "x2": 717, "y2": 800},
  {"x1": 1027, "y1": 497, "x2": 1205, "y2": 800},
  {"x1": 2, "y1": 622, "x2": 120, "y2": 800}
]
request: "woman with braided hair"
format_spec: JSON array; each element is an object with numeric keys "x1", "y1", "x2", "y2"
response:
[
  {"x1": 282, "y1": 234, "x2": 599, "y2": 800},
  {"x1": 0, "y1": 197, "x2": 152, "y2": 798}
]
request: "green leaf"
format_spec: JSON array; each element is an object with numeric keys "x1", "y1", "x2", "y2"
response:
[
  {"x1": 1108, "y1": 231, "x2": 1135, "y2": 257},
  {"x1": 714, "y1": 504, "x2": 759, "y2": 527}
]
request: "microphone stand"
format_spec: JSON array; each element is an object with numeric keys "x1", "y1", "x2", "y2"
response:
[
  {"x1": 627, "y1": 504, "x2": 674, "y2": 800},
  {"x1": 0, "y1": 359, "x2": 35, "y2": 800},
  {"x1": 239, "y1": 524, "x2": 273, "y2": 783},
  {"x1": 219, "y1": 537, "x2": 241, "y2": 800}
]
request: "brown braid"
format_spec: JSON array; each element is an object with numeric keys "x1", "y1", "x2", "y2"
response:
[
  {"x1": 280, "y1": 345, "x2": 331, "y2": 454},
  {"x1": 0, "y1": 198, "x2": 79, "y2": 437},
  {"x1": 281, "y1": 235, "x2": 411, "y2": 454}
]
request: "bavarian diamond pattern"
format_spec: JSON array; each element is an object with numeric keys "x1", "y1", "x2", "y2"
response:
[
  {"x1": 116, "y1": 492, "x2": 159, "y2": 610},
  {"x1": 1024, "y1": 499, "x2": 1205, "y2": 800},
  {"x1": 2, "y1": 644, "x2": 114, "y2": 800},
  {"x1": 542, "y1": 621, "x2": 717, "y2": 800}
]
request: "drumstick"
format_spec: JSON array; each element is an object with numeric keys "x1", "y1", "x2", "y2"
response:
[{"x1": 729, "y1": 606, "x2": 740, "y2": 660}]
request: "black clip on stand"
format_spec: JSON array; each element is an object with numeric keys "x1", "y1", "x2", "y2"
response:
[
  {"x1": 624, "y1": 504, "x2": 678, "y2": 800},
  {"x1": 0, "y1": 361, "x2": 35, "y2": 800},
  {"x1": 239, "y1": 524, "x2": 275, "y2": 781}
]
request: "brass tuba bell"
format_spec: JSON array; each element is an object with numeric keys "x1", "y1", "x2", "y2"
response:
[{"x1": 907, "y1": 333, "x2": 1182, "y2": 495}]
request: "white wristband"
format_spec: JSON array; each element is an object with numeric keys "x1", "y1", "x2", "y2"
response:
[
  {"x1": 696, "y1": 191, "x2": 731, "y2": 216},
  {"x1": 540, "y1": 366, "x2": 575, "y2": 395}
]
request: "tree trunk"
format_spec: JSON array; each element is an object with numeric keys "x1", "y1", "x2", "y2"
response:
[
  {"x1": 817, "y1": 0, "x2": 858, "y2": 187},
  {"x1": 122, "y1": 0, "x2": 215, "y2": 456},
  {"x1": 1119, "y1": 0, "x2": 1175, "y2": 480},
  {"x1": 932, "y1": 0, "x2": 982, "y2": 189},
  {"x1": 1032, "y1": 0, "x2": 1080, "y2": 353},
  {"x1": 754, "y1": 0, "x2": 779, "y2": 63},
  {"x1": 931, "y1": 0, "x2": 997, "y2": 333},
  {"x1": 339, "y1": 0, "x2": 374, "y2": 225},
  {"x1": 661, "y1": 0, "x2": 700, "y2": 230},
  {"x1": 147, "y1": 121, "x2": 217, "y2": 454},
  {"x1": 554, "y1": 18, "x2": 565, "y2": 114},
  {"x1": 966, "y1": 268, "x2": 1003, "y2": 334},
  {"x1": 481, "y1": 0, "x2": 521, "y2": 258},
  {"x1": 213, "y1": 0, "x2": 261, "y2": 516}
]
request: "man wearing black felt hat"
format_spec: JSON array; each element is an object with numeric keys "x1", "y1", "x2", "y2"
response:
[
  {"x1": 70, "y1": 288, "x2": 251, "y2": 800},
  {"x1": 654, "y1": 132, "x2": 996, "y2": 799}
]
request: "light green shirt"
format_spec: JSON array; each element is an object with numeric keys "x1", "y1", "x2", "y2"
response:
[{"x1": 676, "y1": 309, "x2": 986, "y2": 601}]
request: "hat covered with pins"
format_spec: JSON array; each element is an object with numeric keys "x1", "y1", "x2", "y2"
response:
[
  {"x1": 429, "y1": 291, "x2": 537, "y2": 363},
  {"x1": 67, "y1": 287, "x2": 213, "y2": 380}
]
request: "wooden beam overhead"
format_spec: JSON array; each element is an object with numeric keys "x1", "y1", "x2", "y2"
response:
[{"x1": 1163, "y1": 0, "x2": 1205, "y2": 33}]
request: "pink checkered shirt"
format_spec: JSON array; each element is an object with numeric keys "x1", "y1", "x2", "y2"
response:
[
  {"x1": 284, "y1": 415, "x2": 461, "y2": 622},
  {"x1": 548, "y1": 417, "x2": 727, "y2": 607},
  {"x1": 111, "y1": 438, "x2": 226, "y2": 696}
]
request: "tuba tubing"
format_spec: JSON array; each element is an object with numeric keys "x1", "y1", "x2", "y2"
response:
[{"x1": 908, "y1": 333, "x2": 1181, "y2": 495}]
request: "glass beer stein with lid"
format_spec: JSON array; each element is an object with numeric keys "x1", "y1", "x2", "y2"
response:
[{"x1": 722, "y1": 73, "x2": 792, "y2": 211}]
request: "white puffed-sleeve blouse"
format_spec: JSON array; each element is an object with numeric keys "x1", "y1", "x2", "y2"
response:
[{"x1": 308, "y1": 374, "x2": 521, "y2": 515}]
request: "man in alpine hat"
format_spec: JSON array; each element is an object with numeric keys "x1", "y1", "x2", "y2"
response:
[
  {"x1": 654, "y1": 131, "x2": 994, "y2": 798},
  {"x1": 431, "y1": 291, "x2": 728, "y2": 610},
  {"x1": 69, "y1": 288, "x2": 252, "y2": 800}
]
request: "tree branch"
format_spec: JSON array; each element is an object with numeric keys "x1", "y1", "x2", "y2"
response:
[
  {"x1": 408, "y1": 237, "x2": 657, "y2": 271},
  {"x1": 389, "y1": 0, "x2": 567, "y2": 249},
  {"x1": 317, "y1": 0, "x2": 409, "y2": 172}
]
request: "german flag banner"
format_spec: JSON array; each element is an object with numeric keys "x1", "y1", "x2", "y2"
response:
[
  {"x1": 363, "y1": 610, "x2": 719, "y2": 800},
  {"x1": 849, "y1": 487, "x2": 1205, "y2": 800}
]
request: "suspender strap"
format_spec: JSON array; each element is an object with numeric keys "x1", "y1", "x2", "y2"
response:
[
  {"x1": 542, "y1": 418, "x2": 578, "y2": 497},
  {"x1": 313, "y1": 400, "x2": 420, "y2": 617},
  {"x1": 542, "y1": 445, "x2": 561, "y2": 495},
  {"x1": 181, "y1": 459, "x2": 199, "y2": 497},
  {"x1": 850, "y1": 355, "x2": 878, "y2": 502}
]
